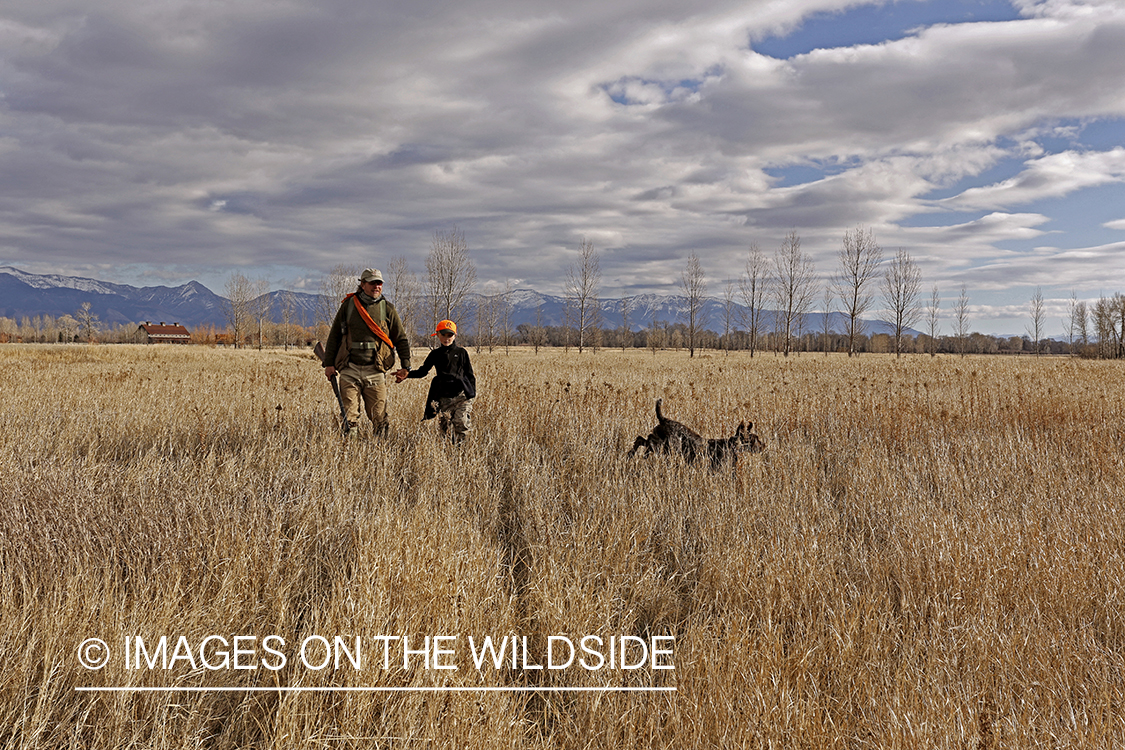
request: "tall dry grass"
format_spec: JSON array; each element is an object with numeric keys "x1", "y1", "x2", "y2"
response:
[{"x1": 1, "y1": 344, "x2": 1123, "y2": 748}]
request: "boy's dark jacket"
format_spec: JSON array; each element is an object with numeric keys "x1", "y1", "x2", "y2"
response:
[{"x1": 407, "y1": 343, "x2": 476, "y2": 420}]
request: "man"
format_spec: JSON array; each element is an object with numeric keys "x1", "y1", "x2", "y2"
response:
[
  {"x1": 398, "y1": 319, "x2": 476, "y2": 444},
  {"x1": 322, "y1": 268, "x2": 411, "y2": 435}
]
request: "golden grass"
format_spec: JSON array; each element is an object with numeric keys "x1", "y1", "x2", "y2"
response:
[{"x1": 1, "y1": 344, "x2": 1123, "y2": 748}]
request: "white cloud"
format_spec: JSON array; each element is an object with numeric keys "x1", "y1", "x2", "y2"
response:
[
  {"x1": 939, "y1": 148, "x2": 1125, "y2": 210},
  {"x1": 0, "y1": 0, "x2": 1124, "y2": 305},
  {"x1": 944, "y1": 238, "x2": 1125, "y2": 291}
]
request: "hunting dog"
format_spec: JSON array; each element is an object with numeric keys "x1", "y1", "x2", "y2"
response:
[{"x1": 628, "y1": 399, "x2": 765, "y2": 468}]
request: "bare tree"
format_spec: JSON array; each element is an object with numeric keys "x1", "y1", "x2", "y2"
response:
[
  {"x1": 832, "y1": 226, "x2": 883, "y2": 357},
  {"x1": 772, "y1": 231, "x2": 816, "y2": 357},
  {"x1": 1076, "y1": 299, "x2": 1090, "y2": 350},
  {"x1": 280, "y1": 290, "x2": 296, "y2": 351},
  {"x1": 1093, "y1": 293, "x2": 1125, "y2": 358},
  {"x1": 1027, "y1": 286, "x2": 1045, "y2": 357},
  {"x1": 1067, "y1": 291, "x2": 1089, "y2": 354},
  {"x1": 926, "y1": 284, "x2": 941, "y2": 357},
  {"x1": 426, "y1": 227, "x2": 477, "y2": 334},
  {"x1": 881, "y1": 248, "x2": 922, "y2": 358},
  {"x1": 739, "y1": 243, "x2": 770, "y2": 358},
  {"x1": 647, "y1": 316, "x2": 666, "y2": 356},
  {"x1": 76, "y1": 302, "x2": 99, "y2": 343},
  {"x1": 386, "y1": 256, "x2": 423, "y2": 345},
  {"x1": 820, "y1": 285, "x2": 833, "y2": 356},
  {"x1": 0, "y1": 316, "x2": 16, "y2": 342},
  {"x1": 1116, "y1": 293, "x2": 1125, "y2": 359},
  {"x1": 500, "y1": 279, "x2": 514, "y2": 354},
  {"x1": 224, "y1": 272, "x2": 257, "y2": 349},
  {"x1": 58, "y1": 314, "x2": 78, "y2": 342},
  {"x1": 954, "y1": 284, "x2": 970, "y2": 358},
  {"x1": 681, "y1": 253, "x2": 708, "y2": 357},
  {"x1": 476, "y1": 282, "x2": 500, "y2": 353},
  {"x1": 620, "y1": 295, "x2": 632, "y2": 351},
  {"x1": 530, "y1": 302, "x2": 547, "y2": 354},
  {"x1": 721, "y1": 281, "x2": 737, "y2": 355},
  {"x1": 565, "y1": 237, "x2": 601, "y2": 353},
  {"x1": 253, "y1": 278, "x2": 271, "y2": 350},
  {"x1": 1093, "y1": 297, "x2": 1114, "y2": 358},
  {"x1": 317, "y1": 264, "x2": 360, "y2": 340}
]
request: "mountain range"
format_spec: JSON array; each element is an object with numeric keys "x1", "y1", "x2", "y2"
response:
[{"x1": 0, "y1": 266, "x2": 918, "y2": 337}]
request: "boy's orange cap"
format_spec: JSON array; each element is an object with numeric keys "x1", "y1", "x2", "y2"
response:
[{"x1": 432, "y1": 319, "x2": 457, "y2": 335}]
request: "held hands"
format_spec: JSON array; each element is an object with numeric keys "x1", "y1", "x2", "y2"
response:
[{"x1": 325, "y1": 366, "x2": 408, "y2": 382}]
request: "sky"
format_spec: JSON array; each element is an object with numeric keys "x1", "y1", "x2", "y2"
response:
[{"x1": 2, "y1": 0, "x2": 1124, "y2": 336}]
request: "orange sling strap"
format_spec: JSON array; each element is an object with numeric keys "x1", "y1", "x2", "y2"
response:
[{"x1": 346, "y1": 294, "x2": 394, "y2": 350}]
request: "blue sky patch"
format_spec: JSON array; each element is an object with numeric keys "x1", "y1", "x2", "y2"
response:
[
  {"x1": 763, "y1": 161, "x2": 856, "y2": 188},
  {"x1": 921, "y1": 152, "x2": 1027, "y2": 202},
  {"x1": 1049, "y1": 117, "x2": 1125, "y2": 152},
  {"x1": 896, "y1": 209, "x2": 988, "y2": 229},
  {"x1": 752, "y1": 0, "x2": 1023, "y2": 59},
  {"x1": 1019, "y1": 182, "x2": 1125, "y2": 246}
]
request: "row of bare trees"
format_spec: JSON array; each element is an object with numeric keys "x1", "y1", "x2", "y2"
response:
[
  {"x1": 306, "y1": 226, "x2": 1119, "y2": 360},
  {"x1": 727, "y1": 228, "x2": 926, "y2": 359},
  {"x1": 679, "y1": 227, "x2": 1100, "y2": 359},
  {"x1": 1069, "y1": 292, "x2": 1125, "y2": 359},
  {"x1": 36, "y1": 224, "x2": 1110, "y2": 357}
]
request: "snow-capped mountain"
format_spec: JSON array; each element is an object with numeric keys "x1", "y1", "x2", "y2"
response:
[
  {"x1": 0, "y1": 267, "x2": 917, "y2": 337},
  {"x1": 0, "y1": 267, "x2": 229, "y2": 327},
  {"x1": 476, "y1": 288, "x2": 915, "y2": 336},
  {"x1": 1, "y1": 266, "x2": 134, "y2": 296}
]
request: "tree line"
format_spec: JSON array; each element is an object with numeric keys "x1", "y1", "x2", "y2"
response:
[
  {"x1": 4, "y1": 226, "x2": 1125, "y2": 358},
  {"x1": 366, "y1": 226, "x2": 1124, "y2": 360}
]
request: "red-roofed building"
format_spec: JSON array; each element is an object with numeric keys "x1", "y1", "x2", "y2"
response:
[{"x1": 135, "y1": 321, "x2": 191, "y2": 344}]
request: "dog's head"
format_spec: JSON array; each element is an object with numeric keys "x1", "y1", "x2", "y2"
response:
[{"x1": 734, "y1": 421, "x2": 766, "y2": 454}]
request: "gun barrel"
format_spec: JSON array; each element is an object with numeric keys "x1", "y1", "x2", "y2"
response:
[{"x1": 314, "y1": 342, "x2": 349, "y2": 432}]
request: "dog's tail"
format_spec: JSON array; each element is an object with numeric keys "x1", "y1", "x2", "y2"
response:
[{"x1": 655, "y1": 398, "x2": 664, "y2": 421}]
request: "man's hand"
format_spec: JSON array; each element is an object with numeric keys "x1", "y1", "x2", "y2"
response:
[
  {"x1": 394, "y1": 368, "x2": 409, "y2": 383},
  {"x1": 324, "y1": 366, "x2": 336, "y2": 380}
]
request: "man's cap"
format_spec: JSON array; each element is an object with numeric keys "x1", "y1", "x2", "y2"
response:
[
  {"x1": 431, "y1": 320, "x2": 457, "y2": 335},
  {"x1": 359, "y1": 268, "x2": 384, "y2": 283}
]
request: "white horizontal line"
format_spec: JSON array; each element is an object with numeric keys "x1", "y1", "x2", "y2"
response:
[{"x1": 76, "y1": 686, "x2": 676, "y2": 693}]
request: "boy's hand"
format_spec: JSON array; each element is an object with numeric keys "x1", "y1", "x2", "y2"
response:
[{"x1": 394, "y1": 368, "x2": 409, "y2": 383}]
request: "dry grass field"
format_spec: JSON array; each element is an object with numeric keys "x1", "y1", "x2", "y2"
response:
[{"x1": 1, "y1": 343, "x2": 1123, "y2": 749}]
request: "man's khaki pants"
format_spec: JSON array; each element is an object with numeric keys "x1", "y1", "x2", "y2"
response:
[{"x1": 339, "y1": 363, "x2": 389, "y2": 434}]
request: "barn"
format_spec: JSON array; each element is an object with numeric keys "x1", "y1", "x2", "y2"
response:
[{"x1": 135, "y1": 322, "x2": 191, "y2": 344}]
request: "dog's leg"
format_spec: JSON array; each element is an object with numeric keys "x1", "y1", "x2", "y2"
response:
[{"x1": 629, "y1": 435, "x2": 649, "y2": 457}]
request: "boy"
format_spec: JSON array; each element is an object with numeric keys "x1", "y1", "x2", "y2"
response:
[{"x1": 397, "y1": 320, "x2": 476, "y2": 443}]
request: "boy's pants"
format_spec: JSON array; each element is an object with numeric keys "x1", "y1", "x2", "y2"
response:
[{"x1": 436, "y1": 396, "x2": 474, "y2": 442}]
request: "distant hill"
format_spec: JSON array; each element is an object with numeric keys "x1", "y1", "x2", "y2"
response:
[
  {"x1": 0, "y1": 267, "x2": 918, "y2": 337},
  {"x1": 483, "y1": 288, "x2": 917, "y2": 337},
  {"x1": 0, "y1": 267, "x2": 227, "y2": 328}
]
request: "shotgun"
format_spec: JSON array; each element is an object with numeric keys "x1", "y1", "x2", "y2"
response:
[{"x1": 313, "y1": 342, "x2": 349, "y2": 434}]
